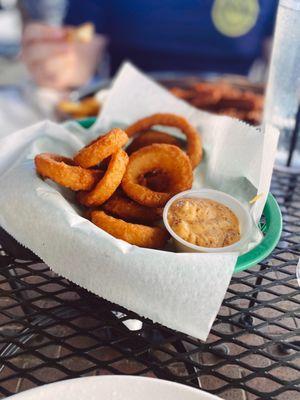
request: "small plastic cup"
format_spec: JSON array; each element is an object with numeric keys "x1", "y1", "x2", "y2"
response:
[{"x1": 163, "y1": 189, "x2": 253, "y2": 253}]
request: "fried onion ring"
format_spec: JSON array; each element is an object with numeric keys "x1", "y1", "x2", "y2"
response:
[
  {"x1": 122, "y1": 144, "x2": 193, "y2": 207},
  {"x1": 35, "y1": 153, "x2": 102, "y2": 191},
  {"x1": 138, "y1": 170, "x2": 172, "y2": 192},
  {"x1": 74, "y1": 128, "x2": 128, "y2": 168},
  {"x1": 103, "y1": 191, "x2": 162, "y2": 223},
  {"x1": 126, "y1": 113, "x2": 202, "y2": 169},
  {"x1": 126, "y1": 130, "x2": 182, "y2": 155},
  {"x1": 91, "y1": 210, "x2": 169, "y2": 249},
  {"x1": 77, "y1": 149, "x2": 128, "y2": 206}
]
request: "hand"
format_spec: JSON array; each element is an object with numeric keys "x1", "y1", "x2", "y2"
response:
[{"x1": 21, "y1": 23, "x2": 107, "y2": 90}]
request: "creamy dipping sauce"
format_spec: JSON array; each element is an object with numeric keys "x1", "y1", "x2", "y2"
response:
[{"x1": 167, "y1": 198, "x2": 240, "y2": 248}]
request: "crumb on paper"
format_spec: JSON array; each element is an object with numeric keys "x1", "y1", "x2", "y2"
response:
[{"x1": 249, "y1": 193, "x2": 263, "y2": 204}]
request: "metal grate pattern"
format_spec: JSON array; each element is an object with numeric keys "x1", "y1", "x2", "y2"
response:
[{"x1": 0, "y1": 169, "x2": 299, "y2": 400}]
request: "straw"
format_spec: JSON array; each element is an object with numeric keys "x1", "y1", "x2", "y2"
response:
[
  {"x1": 283, "y1": 107, "x2": 299, "y2": 205},
  {"x1": 287, "y1": 103, "x2": 300, "y2": 166}
]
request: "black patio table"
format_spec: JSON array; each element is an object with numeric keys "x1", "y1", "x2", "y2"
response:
[{"x1": 0, "y1": 168, "x2": 299, "y2": 400}]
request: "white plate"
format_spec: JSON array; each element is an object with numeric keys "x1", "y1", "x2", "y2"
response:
[{"x1": 7, "y1": 376, "x2": 222, "y2": 400}]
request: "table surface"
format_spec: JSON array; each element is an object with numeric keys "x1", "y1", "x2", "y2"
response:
[{"x1": 0, "y1": 169, "x2": 299, "y2": 400}]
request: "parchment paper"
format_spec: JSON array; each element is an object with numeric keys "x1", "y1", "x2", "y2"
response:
[{"x1": 0, "y1": 63, "x2": 279, "y2": 340}]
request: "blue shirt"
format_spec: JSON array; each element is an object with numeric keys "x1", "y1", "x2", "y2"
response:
[{"x1": 65, "y1": 0, "x2": 278, "y2": 74}]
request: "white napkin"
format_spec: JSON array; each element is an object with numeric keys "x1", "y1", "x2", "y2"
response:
[{"x1": 0, "y1": 63, "x2": 279, "y2": 340}]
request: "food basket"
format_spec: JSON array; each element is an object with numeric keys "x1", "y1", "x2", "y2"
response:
[{"x1": 77, "y1": 117, "x2": 282, "y2": 274}]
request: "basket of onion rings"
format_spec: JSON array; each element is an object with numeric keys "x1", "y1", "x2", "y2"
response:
[{"x1": 34, "y1": 110, "x2": 282, "y2": 274}]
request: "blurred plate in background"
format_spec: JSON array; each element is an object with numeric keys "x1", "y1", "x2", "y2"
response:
[{"x1": 58, "y1": 73, "x2": 264, "y2": 125}]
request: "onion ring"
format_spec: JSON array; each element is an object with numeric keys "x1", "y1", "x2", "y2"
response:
[
  {"x1": 74, "y1": 128, "x2": 128, "y2": 168},
  {"x1": 35, "y1": 153, "x2": 102, "y2": 191},
  {"x1": 91, "y1": 210, "x2": 169, "y2": 249},
  {"x1": 126, "y1": 130, "x2": 182, "y2": 155},
  {"x1": 126, "y1": 113, "x2": 202, "y2": 169},
  {"x1": 138, "y1": 170, "x2": 171, "y2": 193},
  {"x1": 122, "y1": 144, "x2": 193, "y2": 207},
  {"x1": 77, "y1": 149, "x2": 128, "y2": 206},
  {"x1": 103, "y1": 191, "x2": 162, "y2": 223}
]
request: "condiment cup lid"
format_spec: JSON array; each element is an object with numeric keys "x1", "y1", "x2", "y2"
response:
[{"x1": 163, "y1": 189, "x2": 253, "y2": 253}]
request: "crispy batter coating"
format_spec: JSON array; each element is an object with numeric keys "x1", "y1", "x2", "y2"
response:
[
  {"x1": 77, "y1": 149, "x2": 128, "y2": 207},
  {"x1": 126, "y1": 113, "x2": 202, "y2": 169},
  {"x1": 126, "y1": 130, "x2": 182, "y2": 155},
  {"x1": 34, "y1": 114, "x2": 199, "y2": 249},
  {"x1": 91, "y1": 210, "x2": 169, "y2": 249},
  {"x1": 74, "y1": 128, "x2": 128, "y2": 168},
  {"x1": 103, "y1": 191, "x2": 162, "y2": 223},
  {"x1": 34, "y1": 153, "x2": 102, "y2": 191},
  {"x1": 122, "y1": 144, "x2": 193, "y2": 207}
]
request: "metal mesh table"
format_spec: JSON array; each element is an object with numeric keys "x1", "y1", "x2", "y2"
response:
[{"x1": 0, "y1": 169, "x2": 299, "y2": 400}]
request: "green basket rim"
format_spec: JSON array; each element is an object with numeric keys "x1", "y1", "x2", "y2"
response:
[{"x1": 76, "y1": 117, "x2": 283, "y2": 273}]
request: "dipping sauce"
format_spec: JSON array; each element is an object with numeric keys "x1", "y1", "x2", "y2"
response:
[{"x1": 167, "y1": 198, "x2": 240, "y2": 248}]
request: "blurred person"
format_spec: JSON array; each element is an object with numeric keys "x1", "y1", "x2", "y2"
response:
[
  {"x1": 19, "y1": 0, "x2": 278, "y2": 90},
  {"x1": 21, "y1": 22, "x2": 106, "y2": 90}
]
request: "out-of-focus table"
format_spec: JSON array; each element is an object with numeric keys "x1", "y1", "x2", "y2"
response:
[
  {"x1": 0, "y1": 85, "x2": 60, "y2": 139},
  {"x1": 0, "y1": 169, "x2": 299, "y2": 400},
  {"x1": 0, "y1": 57, "x2": 63, "y2": 139},
  {"x1": 0, "y1": 86, "x2": 42, "y2": 138}
]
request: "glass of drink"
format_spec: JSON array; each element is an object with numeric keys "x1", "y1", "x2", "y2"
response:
[{"x1": 263, "y1": 0, "x2": 300, "y2": 171}]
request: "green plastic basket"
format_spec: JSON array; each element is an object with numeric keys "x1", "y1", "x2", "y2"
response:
[{"x1": 77, "y1": 117, "x2": 283, "y2": 273}]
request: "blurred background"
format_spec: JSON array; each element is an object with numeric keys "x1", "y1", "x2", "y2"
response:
[
  {"x1": 0, "y1": 0, "x2": 278, "y2": 138},
  {"x1": 0, "y1": 0, "x2": 22, "y2": 81}
]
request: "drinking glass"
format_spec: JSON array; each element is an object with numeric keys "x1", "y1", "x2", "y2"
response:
[{"x1": 263, "y1": 0, "x2": 300, "y2": 170}]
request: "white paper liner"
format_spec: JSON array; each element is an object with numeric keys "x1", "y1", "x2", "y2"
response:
[{"x1": 0, "y1": 63, "x2": 279, "y2": 340}]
